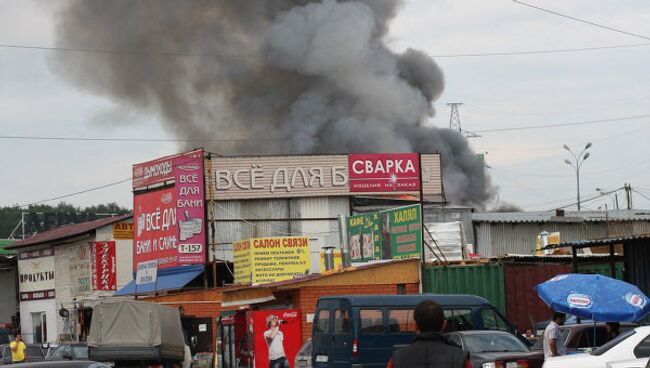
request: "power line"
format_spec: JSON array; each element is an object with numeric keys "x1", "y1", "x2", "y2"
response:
[
  {"x1": 0, "y1": 135, "x2": 285, "y2": 143},
  {"x1": 1, "y1": 41, "x2": 649, "y2": 59},
  {"x1": 513, "y1": 0, "x2": 650, "y2": 41},
  {"x1": 431, "y1": 42, "x2": 650, "y2": 58},
  {"x1": 15, "y1": 178, "x2": 132, "y2": 209},
  {"x1": 469, "y1": 113, "x2": 650, "y2": 133},
  {"x1": 0, "y1": 43, "x2": 248, "y2": 58}
]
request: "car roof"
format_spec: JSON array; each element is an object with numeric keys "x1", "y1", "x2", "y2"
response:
[
  {"x1": 448, "y1": 330, "x2": 515, "y2": 336},
  {"x1": 318, "y1": 294, "x2": 492, "y2": 307}
]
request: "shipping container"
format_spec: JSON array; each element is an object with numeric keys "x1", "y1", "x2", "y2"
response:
[
  {"x1": 576, "y1": 262, "x2": 625, "y2": 280},
  {"x1": 424, "y1": 263, "x2": 506, "y2": 315},
  {"x1": 503, "y1": 263, "x2": 572, "y2": 333},
  {"x1": 424, "y1": 260, "x2": 574, "y2": 333}
]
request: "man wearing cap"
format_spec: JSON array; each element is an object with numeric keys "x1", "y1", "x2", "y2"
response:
[{"x1": 264, "y1": 314, "x2": 289, "y2": 368}]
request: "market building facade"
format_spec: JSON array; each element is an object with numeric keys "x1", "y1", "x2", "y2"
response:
[{"x1": 6, "y1": 215, "x2": 133, "y2": 343}]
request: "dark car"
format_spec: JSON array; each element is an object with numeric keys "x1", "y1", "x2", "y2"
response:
[
  {"x1": 0, "y1": 344, "x2": 46, "y2": 364},
  {"x1": 531, "y1": 322, "x2": 637, "y2": 353},
  {"x1": 0, "y1": 330, "x2": 13, "y2": 346},
  {"x1": 446, "y1": 331, "x2": 544, "y2": 368},
  {"x1": 8, "y1": 361, "x2": 110, "y2": 368},
  {"x1": 46, "y1": 343, "x2": 89, "y2": 361}
]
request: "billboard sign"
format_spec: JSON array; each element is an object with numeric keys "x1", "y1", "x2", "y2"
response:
[
  {"x1": 70, "y1": 244, "x2": 91, "y2": 296},
  {"x1": 234, "y1": 237, "x2": 311, "y2": 284},
  {"x1": 348, "y1": 153, "x2": 420, "y2": 192},
  {"x1": 92, "y1": 241, "x2": 116, "y2": 291},
  {"x1": 347, "y1": 212, "x2": 380, "y2": 262},
  {"x1": 210, "y1": 153, "x2": 443, "y2": 200},
  {"x1": 18, "y1": 249, "x2": 55, "y2": 300},
  {"x1": 347, "y1": 204, "x2": 422, "y2": 262},
  {"x1": 132, "y1": 149, "x2": 206, "y2": 271},
  {"x1": 136, "y1": 260, "x2": 158, "y2": 285}
]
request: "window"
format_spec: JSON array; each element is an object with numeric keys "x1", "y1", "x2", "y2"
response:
[
  {"x1": 333, "y1": 310, "x2": 349, "y2": 334},
  {"x1": 481, "y1": 308, "x2": 509, "y2": 331},
  {"x1": 315, "y1": 310, "x2": 330, "y2": 334},
  {"x1": 592, "y1": 330, "x2": 636, "y2": 356},
  {"x1": 578, "y1": 327, "x2": 610, "y2": 349},
  {"x1": 73, "y1": 346, "x2": 89, "y2": 359},
  {"x1": 387, "y1": 309, "x2": 417, "y2": 334},
  {"x1": 444, "y1": 309, "x2": 474, "y2": 331},
  {"x1": 360, "y1": 309, "x2": 384, "y2": 334},
  {"x1": 634, "y1": 334, "x2": 650, "y2": 358}
]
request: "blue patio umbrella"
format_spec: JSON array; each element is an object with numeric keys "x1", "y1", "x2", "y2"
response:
[{"x1": 535, "y1": 273, "x2": 650, "y2": 322}]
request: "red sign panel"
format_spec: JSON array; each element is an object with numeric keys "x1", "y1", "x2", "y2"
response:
[
  {"x1": 92, "y1": 241, "x2": 116, "y2": 291},
  {"x1": 348, "y1": 153, "x2": 421, "y2": 192},
  {"x1": 132, "y1": 149, "x2": 206, "y2": 272},
  {"x1": 245, "y1": 309, "x2": 303, "y2": 368}
]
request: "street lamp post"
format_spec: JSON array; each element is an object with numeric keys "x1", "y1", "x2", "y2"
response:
[{"x1": 564, "y1": 143, "x2": 592, "y2": 211}]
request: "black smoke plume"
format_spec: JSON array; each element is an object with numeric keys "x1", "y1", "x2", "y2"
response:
[{"x1": 51, "y1": 0, "x2": 494, "y2": 208}]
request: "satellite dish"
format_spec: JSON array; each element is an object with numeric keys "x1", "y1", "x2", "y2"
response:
[{"x1": 59, "y1": 308, "x2": 70, "y2": 318}]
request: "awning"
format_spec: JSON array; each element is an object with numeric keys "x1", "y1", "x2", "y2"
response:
[{"x1": 114, "y1": 265, "x2": 204, "y2": 296}]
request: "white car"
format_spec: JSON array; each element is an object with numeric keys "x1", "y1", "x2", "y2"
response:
[
  {"x1": 543, "y1": 326, "x2": 650, "y2": 368},
  {"x1": 607, "y1": 358, "x2": 649, "y2": 368}
]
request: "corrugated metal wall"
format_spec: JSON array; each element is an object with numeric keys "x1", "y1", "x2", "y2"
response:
[
  {"x1": 503, "y1": 263, "x2": 572, "y2": 333},
  {"x1": 209, "y1": 197, "x2": 349, "y2": 271},
  {"x1": 424, "y1": 264, "x2": 506, "y2": 315},
  {"x1": 475, "y1": 220, "x2": 650, "y2": 257}
]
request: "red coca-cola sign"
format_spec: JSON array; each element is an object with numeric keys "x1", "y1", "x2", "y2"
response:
[{"x1": 348, "y1": 153, "x2": 420, "y2": 192}]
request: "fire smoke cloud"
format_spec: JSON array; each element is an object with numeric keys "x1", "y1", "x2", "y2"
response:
[{"x1": 52, "y1": 0, "x2": 494, "y2": 208}]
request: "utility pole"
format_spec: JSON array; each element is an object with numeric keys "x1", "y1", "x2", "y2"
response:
[
  {"x1": 625, "y1": 183, "x2": 633, "y2": 210},
  {"x1": 447, "y1": 102, "x2": 481, "y2": 138},
  {"x1": 447, "y1": 102, "x2": 463, "y2": 131}
]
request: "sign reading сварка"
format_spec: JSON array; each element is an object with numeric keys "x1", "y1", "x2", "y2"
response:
[{"x1": 209, "y1": 153, "x2": 442, "y2": 200}]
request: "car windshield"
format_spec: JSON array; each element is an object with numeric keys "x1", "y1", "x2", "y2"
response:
[
  {"x1": 591, "y1": 330, "x2": 636, "y2": 356},
  {"x1": 463, "y1": 334, "x2": 530, "y2": 353},
  {"x1": 73, "y1": 346, "x2": 88, "y2": 359},
  {"x1": 26, "y1": 346, "x2": 44, "y2": 358}
]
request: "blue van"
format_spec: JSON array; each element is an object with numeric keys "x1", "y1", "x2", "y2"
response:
[{"x1": 311, "y1": 294, "x2": 518, "y2": 368}]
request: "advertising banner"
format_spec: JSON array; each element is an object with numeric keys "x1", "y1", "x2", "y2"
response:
[
  {"x1": 233, "y1": 239, "x2": 252, "y2": 284},
  {"x1": 18, "y1": 249, "x2": 55, "y2": 300},
  {"x1": 234, "y1": 237, "x2": 311, "y2": 284},
  {"x1": 210, "y1": 153, "x2": 443, "y2": 200},
  {"x1": 92, "y1": 241, "x2": 116, "y2": 291},
  {"x1": 132, "y1": 149, "x2": 206, "y2": 271},
  {"x1": 382, "y1": 205, "x2": 422, "y2": 259},
  {"x1": 136, "y1": 260, "x2": 159, "y2": 285},
  {"x1": 346, "y1": 212, "x2": 381, "y2": 262},
  {"x1": 348, "y1": 153, "x2": 420, "y2": 192},
  {"x1": 134, "y1": 188, "x2": 178, "y2": 271},
  {"x1": 245, "y1": 309, "x2": 303, "y2": 368},
  {"x1": 347, "y1": 204, "x2": 422, "y2": 262},
  {"x1": 70, "y1": 244, "x2": 91, "y2": 296},
  {"x1": 113, "y1": 222, "x2": 134, "y2": 240}
]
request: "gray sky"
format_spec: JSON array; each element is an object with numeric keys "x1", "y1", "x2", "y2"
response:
[{"x1": 1, "y1": 0, "x2": 649, "y2": 211}]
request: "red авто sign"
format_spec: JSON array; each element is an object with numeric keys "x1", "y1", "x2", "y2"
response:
[
  {"x1": 348, "y1": 153, "x2": 420, "y2": 192},
  {"x1": 92, "y1": 241, "x2": 116, "y2": 291}
]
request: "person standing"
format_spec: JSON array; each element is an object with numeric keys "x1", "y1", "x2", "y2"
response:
[
  {"x1": 543, "y1": 311, "x2": 566, "y2": 358},
  {"x1": 390, "y1": 300, "x2": 468, "y2": 368},
  {"x1": 264, "y1": 315, "x2": 289, "y2": 368},
  {"x1": 605, "y1": 322, "x2": 621, "y2": 341},
  {"x1": 10, "y1": 334, "x2": 27, "y2": 363}
]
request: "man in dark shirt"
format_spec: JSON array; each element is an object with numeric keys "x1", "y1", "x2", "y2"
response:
[{"x1": 391, "y1": 300, "x2": 468, "y2": 368}]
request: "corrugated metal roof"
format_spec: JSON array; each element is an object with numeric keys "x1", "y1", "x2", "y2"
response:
[
  {"x1": 473, "y1": 210, "x2": 650, "y2": 223},
  {"x1": 550, "y1": 233, "x2": 650, "y2": 249},
  {"x1": 6, "y1": 214, "x2": 133, "y2": 249}
]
